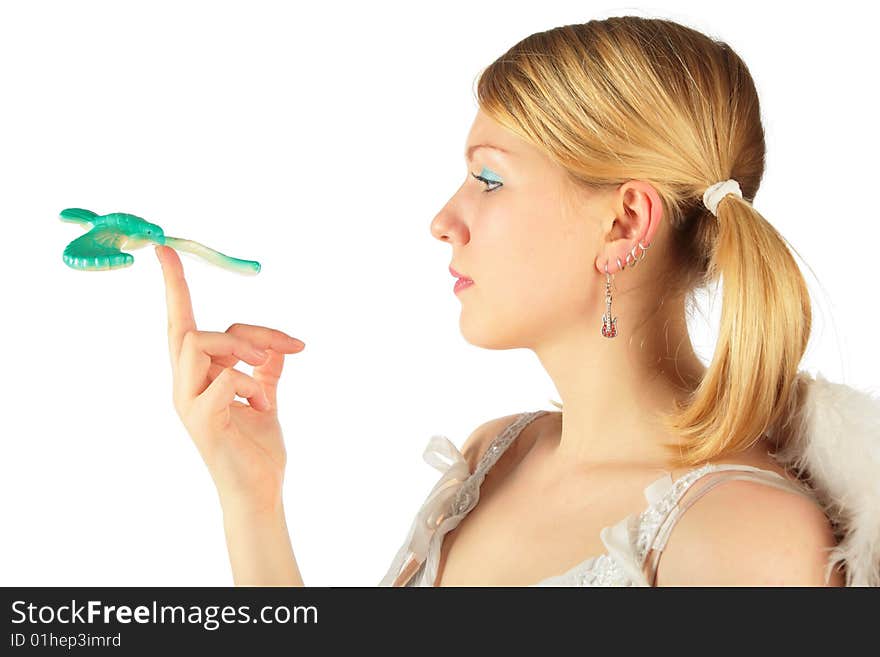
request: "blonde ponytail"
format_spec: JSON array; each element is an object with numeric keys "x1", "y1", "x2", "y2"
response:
[{"x1": 656, "y1": 194, "x2": 813, "y2": 465}]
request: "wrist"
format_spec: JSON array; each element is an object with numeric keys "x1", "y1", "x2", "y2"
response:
[{"x1": 218, "y1": 491, "x2": 285, "y2": 524}]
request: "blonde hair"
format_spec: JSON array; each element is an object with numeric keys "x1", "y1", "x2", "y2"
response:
[{"x1": 476, "y1": 17, "x2": 812, "y2": 467}]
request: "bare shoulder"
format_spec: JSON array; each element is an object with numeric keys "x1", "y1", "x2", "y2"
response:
[
  {"x1": 656, "y1": 475, "x2": 844, "y2": 587},
  {"x1": 460, "y1": 411, "x2": 554, "y2": 473}
]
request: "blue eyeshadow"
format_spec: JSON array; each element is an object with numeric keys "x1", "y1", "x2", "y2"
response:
[{"x1": 479, "y1": 166, "x2": 503, "y2": 182}]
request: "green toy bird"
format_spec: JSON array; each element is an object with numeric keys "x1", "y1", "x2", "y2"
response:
[{"x1": 60, "y1": 208, "x2": 260, "y2": 275}]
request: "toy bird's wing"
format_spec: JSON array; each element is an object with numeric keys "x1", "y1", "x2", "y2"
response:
[{"x1": 62, "y1": 227, "x2": 133, "y2": 271}]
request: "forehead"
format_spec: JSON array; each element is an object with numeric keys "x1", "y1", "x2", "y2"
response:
[{"x1": 464, "y1": 110, "x2": 519, "y2": 160}]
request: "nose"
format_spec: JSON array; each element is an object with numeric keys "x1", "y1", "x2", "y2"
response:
[
  {"x1": 430, "y1": 213, "x2": 448, "y2": 242},
  {"x1": 430, "y1": 197, "x2": 468, "y2": 244}
]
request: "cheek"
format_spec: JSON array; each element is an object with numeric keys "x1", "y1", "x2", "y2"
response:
[
  {"x1": 475, "y1": 212, "x2": 593, "y2": 318},
  {"x1": 476, "y1": 204, "x2": 551, "y2": 268},
  {"x1": 472, "y1": 210, "x2": 536, "y2": 295},
  {"x1": 523, "y1": 243, "x2": 594, "y2": 322}
]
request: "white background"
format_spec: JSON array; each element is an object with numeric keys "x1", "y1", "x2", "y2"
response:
[{"x1": 1, "y1": 0, "x2": 877, "y2": 586}]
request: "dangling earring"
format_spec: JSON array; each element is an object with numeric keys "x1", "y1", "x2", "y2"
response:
[
  {"x1": 600, "y1": 241, "x2": 650, "y2": 339},
  {"x1": 600, "y1": 261, "x2": 617, "y2": 338}
]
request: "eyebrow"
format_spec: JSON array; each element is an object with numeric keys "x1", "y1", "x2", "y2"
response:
[{"x1": 465, "y1": 143, "x2": 509, "y2": 160}]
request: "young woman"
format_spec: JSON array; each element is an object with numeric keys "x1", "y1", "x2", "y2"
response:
[{"x1": 156, "y1": 16, "x2": 877, "y2": 587}]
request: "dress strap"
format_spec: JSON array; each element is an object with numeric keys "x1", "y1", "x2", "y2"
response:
[
  {"x1": 474, "y1": 410, "x2": 552, "y2": 476},
  {"x1": 449, "y1": 409, "x2": 552, "y2": 517},
  {"x1": 386, "y1": 409, "x2": 551, "y2": 587},
  {"x1": 644, "y1": 464, "x2": 817, "y2": 586}
]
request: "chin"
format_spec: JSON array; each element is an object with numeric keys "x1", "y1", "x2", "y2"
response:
[{"x1": 459, "y1": 316, "x2": 526, "y2": 351}]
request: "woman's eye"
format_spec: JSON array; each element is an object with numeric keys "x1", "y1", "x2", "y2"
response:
[{"x1": 470, "y1": 171, "x2": 503, "y2": 193}]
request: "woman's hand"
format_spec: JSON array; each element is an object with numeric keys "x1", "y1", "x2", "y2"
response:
[{"x1": 156, "y1": 245, "x2": 306, "y2": 515}]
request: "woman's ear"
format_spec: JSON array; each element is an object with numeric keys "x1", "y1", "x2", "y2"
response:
[{"x1": 596, "y1": 180, "x2": 663, "y2": 274}]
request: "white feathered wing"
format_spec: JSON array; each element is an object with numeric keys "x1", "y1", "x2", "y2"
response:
[{"x1": 770, "y1": 370, "x2": 880, "y2": 587}]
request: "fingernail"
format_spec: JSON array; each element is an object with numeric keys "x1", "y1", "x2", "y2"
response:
[{"x1": 253, "y1": 348, "x2": 268, "y2": 359}]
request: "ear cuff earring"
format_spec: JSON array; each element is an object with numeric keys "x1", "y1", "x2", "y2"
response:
[{"x1": 600, "y1": 240, "x2": 650, "y2": 339}]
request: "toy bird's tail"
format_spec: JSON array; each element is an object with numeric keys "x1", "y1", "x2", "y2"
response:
[
  {"x1": 163, "y1": 236, "x2": 261, "y2": 275},
  {"x1": 60, "y1": 208, "x2": 99, "y2": 225}
]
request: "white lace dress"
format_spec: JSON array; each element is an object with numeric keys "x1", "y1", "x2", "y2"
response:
[{"x1": 379, "y1": 410, "x2": 819, "y2": 587}]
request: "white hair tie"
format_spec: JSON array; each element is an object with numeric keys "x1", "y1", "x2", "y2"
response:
[{"x1": 703, "y1": 179, "x2": 742, "y2": 216}]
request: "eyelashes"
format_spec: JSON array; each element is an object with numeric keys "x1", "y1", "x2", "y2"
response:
[{"x1": 470, "y1": 171, "x2": 503, "y2": 193}]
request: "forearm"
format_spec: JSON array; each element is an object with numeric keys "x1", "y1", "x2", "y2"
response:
[{"x1": 221, "y1": 501, "x2": 304, "y2": 586}]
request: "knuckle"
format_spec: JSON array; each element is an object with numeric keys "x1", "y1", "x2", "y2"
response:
[
  {"x1": 226, "y1": 322, "x2": 243, "y2": 333},
  {"x1": 180, "y1": 329, "x2": 198, "y2": 351}
]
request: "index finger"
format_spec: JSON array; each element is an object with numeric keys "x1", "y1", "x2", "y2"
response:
[{"x1": 156, "y1": 245, "x2": 196, "y2": 366}]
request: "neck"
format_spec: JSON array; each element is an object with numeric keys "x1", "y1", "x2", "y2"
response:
[{"x1": 533, "y1": 294, "x2": 706, "y2": 470}]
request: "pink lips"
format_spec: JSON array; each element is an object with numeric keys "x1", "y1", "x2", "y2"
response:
[
  {"x1": 453, "y1": 277, "x2": 474, "y2": 294},
  {"x1": 449, "y1": 265, "x2": 474, "y2": 294}
]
